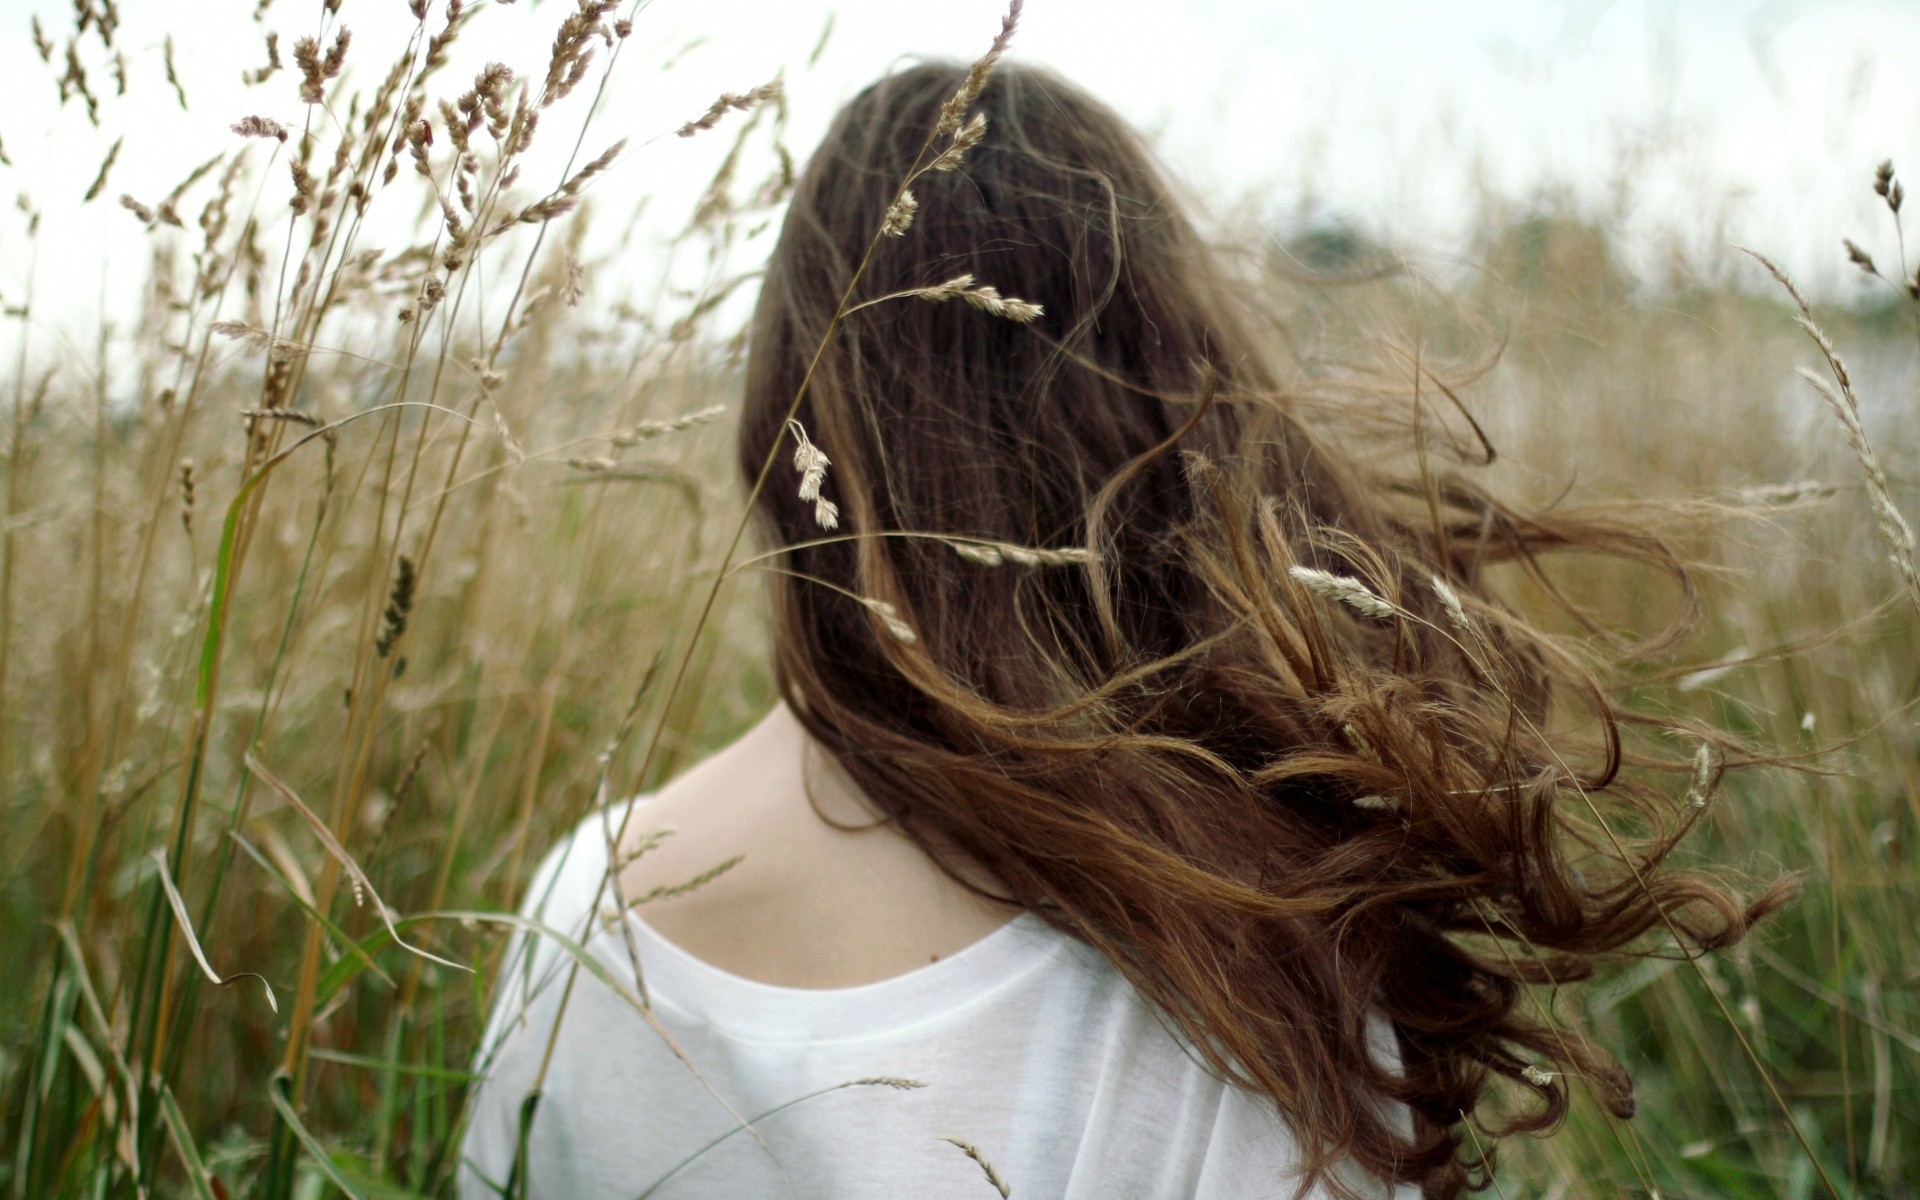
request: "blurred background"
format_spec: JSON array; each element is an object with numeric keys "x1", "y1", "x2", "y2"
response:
[{"x1": 7, "y1": 0, "x2": 1920, "y2": 345}]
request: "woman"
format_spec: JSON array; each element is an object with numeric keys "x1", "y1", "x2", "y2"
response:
[{"x1": 461, "y1": 56, "x2": 1786, "y2": 1200}]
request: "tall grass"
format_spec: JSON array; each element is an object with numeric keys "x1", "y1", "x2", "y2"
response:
[{"x1": 2, "y1": 3, "x2": 1916, "y2": 1198}]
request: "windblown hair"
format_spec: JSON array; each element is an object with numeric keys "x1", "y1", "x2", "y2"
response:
[{"x1": 738, "y1": 62, "x2": 1790, "y2": 1198}]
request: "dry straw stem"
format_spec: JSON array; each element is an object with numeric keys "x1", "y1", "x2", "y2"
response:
[
  {"x1": 938, "y1": 1135, "x2": 1012, "y2": 1198},
  {"x1": 1739, "y1": 245, "x2": 1920, "y2": 614}
]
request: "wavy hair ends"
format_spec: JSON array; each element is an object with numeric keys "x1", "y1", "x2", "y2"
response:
[{"x1": 737, "y1": 61, "x2": 1793, "y2": 1199}]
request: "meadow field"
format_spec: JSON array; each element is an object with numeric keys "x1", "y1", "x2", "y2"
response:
[{"x1": 1, "y1": 2, "x2": 1916, "y2": 1198}]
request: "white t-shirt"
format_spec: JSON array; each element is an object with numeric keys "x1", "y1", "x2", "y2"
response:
[{"x1": 459, "y1": 803, "x2": 1416, "y2": 1200}]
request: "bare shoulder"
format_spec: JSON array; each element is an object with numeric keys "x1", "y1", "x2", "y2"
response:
[{"x1": 614, "y1": 702, "x2": 1018, "y2": 989}]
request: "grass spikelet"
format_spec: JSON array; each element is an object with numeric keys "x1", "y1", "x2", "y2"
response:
[
  {"x1": 375, "y1": 556, "x2": 416, "y2": 659},
  {"x1": 944, "y1": 538, "x2": 1090, "y2": 567},
  {"x1": 230, "y1": 115, "x2": 289, "y2": 143},
  {"x1": 787, "y1": 419, "x2": 839, "y2": 529},
  {"x1": 82, "y1": 137, "x2": 122, "y2": 203},
  {"x1": 1685, "y1": 742, "x2": 1725, "y2": 811},
  {"x1": 928, "y1": 113, "x2": 987, "y2": 173},
  {"x1": 880, "y1": 188, "x2": 918, "y2": 237},
  {"x1": 242, "y1": 30, "x2": 281, "y2": 86},
  {"x1": 610, "y1": 405, "x2": 727, "y2": 447},
  {"x1": 850, "y1": 1077, "x2": 928, "y2": 1090},
  {"x1": 240, "y1": 408, "x2": 322, "y2": 429},
  {"x1": 675, "y1": 79, "x2": 784, "y2": 138},
  {"x1": 177, "y1": 459, "x2": 195, "y2": 533},
  {"x1": 150, "y1": 849, "x2": 278, "y2": 1013},
  {"x1": 907, "y1": 274, "x2": 1043, "y2": 322},
  {"x1": 1288, "y1": 565, "x2": 1397, "y2": 620},
  {"x1": 1734, "y1": 481, "x2": 1834, "y2": 506},
  {"x1": 938, "y1": 1135, "x2": 1012, "y2": 1198},
  {"x1": 858, "y1": 596, "x2": 918, "y2": 644},
  {"x1": 1430, "y1": 574, "x2": 1471, "y2": 630},
  {"x1": 934, "y1": 0, "x2": 1022, "y2": 137},
  {"x1": 621, "y1": 854, "x2": 745, "y2": 907},
  {"x1": 119, "y1": 193, "x2": 154, "y2": 226}
]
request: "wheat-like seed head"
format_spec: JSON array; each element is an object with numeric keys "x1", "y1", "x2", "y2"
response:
[
  {"x1": 859, "y1": 597, "x2": 918, "y2": 644},
  {"x1": 1685, "y1": 742, "x2": 1725, "y2": 811},
  {"x1": 944, "y1": 539, "x2": 1091, "y2": 567},
  {"x1": 610, "y1": 405, "x2": 726, "y2": 447},
  {"x1": 1288, "y1": 566, "x2": 1397, "y2": 620},
  {"x1": 1430, "y1": 574, "x2": 1470, "y2": 630},
  {"x1": 907, "y1": 274, "x2": 1044, "y2": 322},
  {"x1": 938, "y1": 1135, "x2": 1011, "y2": 1198},
  {"x1": 675, "y1": 79, "x2": 784, "y2": 138}
]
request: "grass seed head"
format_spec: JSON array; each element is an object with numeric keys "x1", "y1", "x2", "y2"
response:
[{"x1": 1289, "y1": 565, "x2": 1397, "y2": 620}]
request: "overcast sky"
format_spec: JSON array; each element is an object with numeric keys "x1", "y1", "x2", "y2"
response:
[{"x1": 3, "y1": 0, "x2": 1918, "y2": 366}]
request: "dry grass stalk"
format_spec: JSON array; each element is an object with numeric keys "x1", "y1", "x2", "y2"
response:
[
  {"x1": 243, "y1": 754, "x2": 466, "y2": 972},
  {"x1": 1739, "y1": 246, "x2": 1920, "y2": 615}
]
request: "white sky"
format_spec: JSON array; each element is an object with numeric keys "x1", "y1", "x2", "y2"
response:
[{"x1": 3, "y1": 0, "x2": 1919, "y2": 370}]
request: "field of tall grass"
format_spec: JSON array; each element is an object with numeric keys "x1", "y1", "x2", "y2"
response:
[{"x1": 2, "y1": 2, "x2": 1916, "y2": 1198}]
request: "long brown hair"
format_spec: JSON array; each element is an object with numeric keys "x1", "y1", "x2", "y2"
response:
[{"x1": 737, "y1": 61, "x2": 1789, "y2": 1197}]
